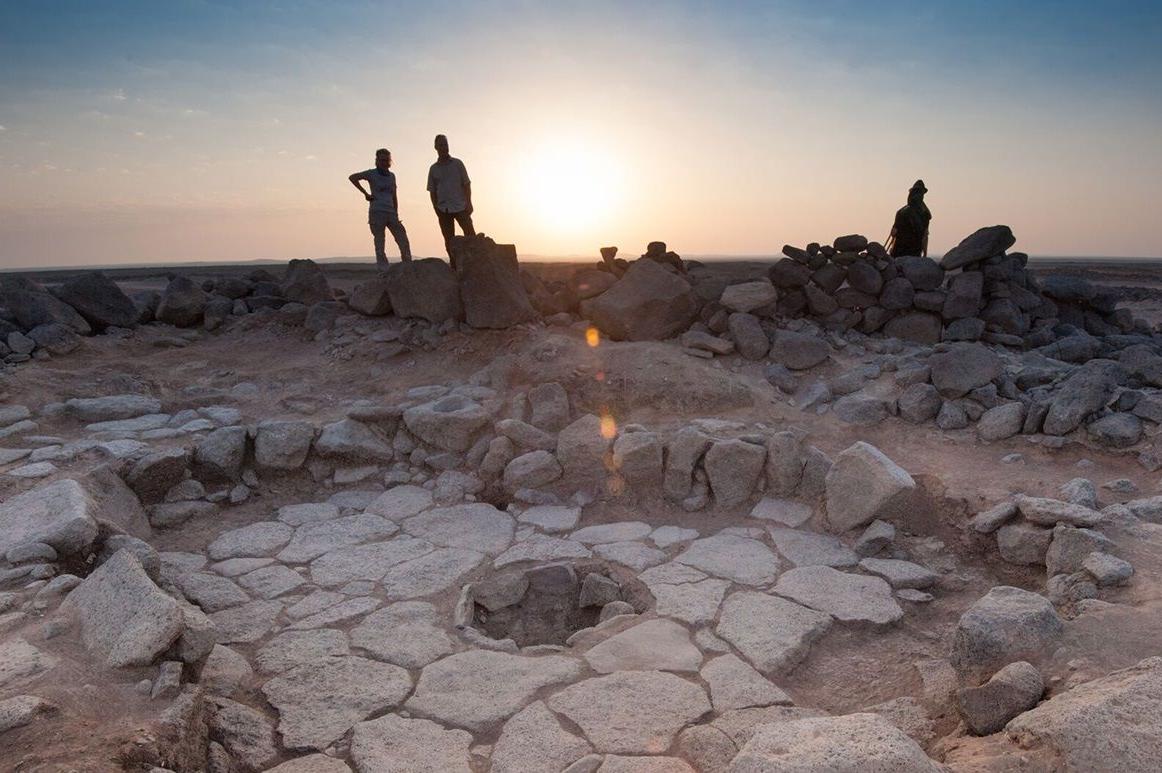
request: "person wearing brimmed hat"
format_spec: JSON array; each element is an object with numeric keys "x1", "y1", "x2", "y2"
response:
[{"x1": 886, "y1": 179, "x2": 931, "y2": 258}]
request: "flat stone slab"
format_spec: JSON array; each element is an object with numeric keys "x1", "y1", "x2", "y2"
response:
[
  {"x1": 278, "y1": 514, "x2": 398, "y2": 563},
  {"x1": 517, "y1": 505, "x2": 582, "y2": 533},
  {"x1": 0, "y1": 479, "x2": 98, "y2": 557},
  {"x1": 546, "y1": 671, "x2": 711, "y2": 754},
  {"x1": 674, "y1": 535, "x2": 780, "y2": 586},
  {"x1": 286, "y1": 597, "x2": 380, "y2": 630},
  {"x1": 237, "y1": 565, "x2": 307, "y2": 599},
  {"x1": 402, "y1": 503, "x2": 514, "y2": 555},
  {"x1": 265, "y1": 755, "x2": 352, "y2": 773},
  {"x1": 651, "y1": 579, "x2": 730, "y2": 626},
  {"x1": 350, "y1": 601, "x2": 456, "y2": 668},
  {"x1": 749, "y1": 498, "x2": 813, "y2": 527},
  {"x1": 583, "y1": 619, "x2": 703, "y2": 673},
  {"x1": 310, "y1": 537, "x2": 435, "y2": 587},
  {"x1": 570, "y1": 521, "x2": 653, "y2": 544},
  {"x1": 262, "y1": 655, "x2": 413, "y2": 750},
  {"x1": 62, "y1": 551, "x2": 183, "y2": 667},
  {"x1": 381, "y1": 547, "x2": 484, "y2": 599},
  {"x1": 405, "y1": 650, "x2": 582, "y2": 731},
  {"x1": 650, "y1": 526, "x2": 700, "y2": 548},
  {"x1": 858, "y1": 558, "x2": 940, "y2": 589},
  {"x1": 350, "y1": 714, "x2": 473, "y2": 773},
  {"x1": 599, "y1": 756, "x2": 696, "y2": 772},
  {"x1": 774, "y1": 566, "x2": 903, "y2": 625},
  {"x1": 701, "y1": 653, "x2": 792, "y2": 712},
  {"x1": 365, "y1": 485, "x2": 434, "y2": 520},
  {"x1": 0, "y1": 639, "x2": 56, "y2": 691},
  {"x1": 208, "y1": 522, "x2": 293, "y2": 561},
  {"x1": 277, "y1": 502, "x2": 341, "y2": 525},
  {"x1": 716, "y1": 591, "x2": 832, "y2": 674},
  {"x1": 494, "y1": 534, "x2": 592, "y2": 568},
  {"x1": 594, "y1": 541, "x2": 667, "y2": 571},
  {"x1": 257, "y1": 629, "x2": 350, "y2": 674},
  {"x1": 177, "y1": 572, "x2": 250, "y2": 612},
  {"x1": 732, "y1": 713, "x2": 944, "y2": 771},
  {"x1": 490, "y1": 701, "x2": 593, "y2": 773},
  {"x1": 208, "y1": 599, "x2": 283, "y2": 644},
  {"x1": 768, "y1": 527, "x2": 858, "y2": 567}
]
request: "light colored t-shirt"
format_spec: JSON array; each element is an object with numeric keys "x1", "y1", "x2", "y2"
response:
[
  {"x1": 426, "y1": 157, "x2": 470, "y2": 213},
  {"x1": 354, "y1": 168, "x2": 397, "y2": 214}
]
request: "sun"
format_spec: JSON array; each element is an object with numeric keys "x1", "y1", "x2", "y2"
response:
[{"x1": 518, "y1": 138, "x2": 623, "y2": 236}]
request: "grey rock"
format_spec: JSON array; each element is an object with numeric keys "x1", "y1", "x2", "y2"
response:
[
  {"x1": 858, "y1": 558, "x2": 939, "y2": 589},
  {"x1": 582, "y1": 259, "x2": 698, "y2": 341},
  {"x1": 716, "y1": 591, "x2": 831, "y2": 674},
  {"x1": 769, "y1": 331, "x2": 829, "y2": 370},
  {"x1": 0, "y1": 479, "x2": 98, "y2": 558},
  {"x1": 996, "y1": 522, "x2": 1052, "y2": 566},
  {"x1": 854, "y1": 519, "x2": 895, "y2": 556},
  {"x1": 898, "y1": 383, "x2": 941, "y2": 423},
  {"x1": 350, "y1": 713, "x2": 473, "y2": 773},
  {"x1": 728, "y1": 313, "x2": 770, "y2": 359},
  {"x1": 546, "y1": 671, "x2": 710, "y2": 754},
  {"x1": 62, "y1": 551, "x2": 183, "y2": 667},
  {"x1": 768, "y1": 527, "x2": 857, "y2": 567},
  {"x1": 155, "y1": 276, "x2": 207, "y2": 327},
  {"x1": 193, "y1": 426, "x2": 247, "y2": 482},
  {"x1": 1083, "y1": 551, "x2": 1134, "y2": 586},
  {"x1": 262, "y1": 655, "x2": 412, "y2": 750},
  {"x1": 254, "y1": 420, "x2": 317, "y2": 470},
  {"x1": 773, "y1": 565, "x2": 903, "y2": 625},
  {"x1": 824, "y1": 441, "x2": 915, "y2": 532},
  {"x1": 941, "y1": 225, "x2": 1016, "y2": 270},
  {"x1": 1045, "y1": 524, "x2": 1115, "y2": 575},
  {"x1": 977, "y1": 402, "x2": 1025, "y2": 441},
  {"x1": 950, "y1": 586, "x2": 1063, "y2": 680},
  {"x1": 1088, "y1": 412, "x2": 1143, "y2": 448},
  {"x1": 833, "y1": 394, "x2": 889, "y2": 426},
  {"x1": 705, "y1": 439, "x2": 766, "y2": 508},
  {"x1": 929, "y1": 344, "x2": 1003, "y2": 398}
]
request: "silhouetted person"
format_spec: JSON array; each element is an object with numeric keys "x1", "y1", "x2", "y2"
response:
[
  {"x1": 427, "y1": 134, "x2": 475, "y2": 267},
  {"x1": 886, "y1": 179, "x2": 931, "y2": 258},
  {"x1": 349, "y1": 148, "x2": 411, "y2": 270}
]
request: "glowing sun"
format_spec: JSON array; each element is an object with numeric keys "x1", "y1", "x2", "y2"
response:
[{"x1": 518, "y1": 138, "x2": 623, "y2": 234}]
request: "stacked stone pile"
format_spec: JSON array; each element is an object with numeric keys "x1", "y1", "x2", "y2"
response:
[{"x1": 758, "y1": 225, "x2": 1140, "y2": 346}]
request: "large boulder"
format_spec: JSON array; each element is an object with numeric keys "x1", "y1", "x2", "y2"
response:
[
  {"x1": 1004, "y1": 656, "x2": 1162, "y2": 770},
  {"x1": 581, "y1": 259, "x2": 698, "y2": 341},
  {"x1": 62, "y1": 550, "x2": 185, "y2": 668},
  {"x1": 453, "y1": 237, "x2": 537, "y2": 328},
  {"x1": 282, "y1": 259, "x2": 332, "y2": 305},
  {"x1": 899, "y1": 256, "x2": 945, "y2": 291},
  {"x1": 386, "y1": 259, "x2": 463, "y2": 323},
  {"x1": 720, "y1": 280, "x2": 777, "y2": 314},
  {"x1": 28, "y1": 323, "x2": 82, "y2": 354},
  {"x1": 957, "y1": 661, "x2": 1044, "y2": 736},
  {"x1": 940, "y1": 226, "x2": 1017, "y2": 270},
  {"x1": 942, "y1": 271, "x2": 984, "y2": 320},
  {"x1": 950, "y1": 586, "x2": 1063, "y2": 681},
  {"x1": 0, "y1": 479, "x2": 99, "y2": 557},
  {"x1": 156, "y1": 276, "x2": 208, "y2": 327},
  {"x1": 348, "y1": 276, "x2": 393, "y2": 316},
  {"x1": 51, "y1": 272, "x2": 138, "y2": 330},
  {"x1": 929, "y1": 343, "x2": 1003, "y2": 398},
  {"x1": 403, "y1": 395, "x2": 491, "y2": 452},
  {"x1": 2, "y1": 287, "x2": 92, "y2": 335},
  {"x1": 824, "y1": 442, "x2": 916, "y2": 532}
]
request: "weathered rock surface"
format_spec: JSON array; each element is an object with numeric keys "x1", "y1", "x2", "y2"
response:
[
  {"x1": 940, "y1": 225, "x2": 1016, "y2": 270},
  {"x1": 261, "y1": 655, "x2": 413, "y2": 750},
  {"x1": 350, "y1": 714, "x2": 473, "y2": 773},
  {"x1": 582, "y1": 259, "x2": 699, "y2": 341},
  {"x1": 824, "y1": 442, "x2": 916, "y2": 532},
  {"x1": 773, "y1": 566, "x2": 903, "y2": 625},
  {"x1": 950, "y1": 586, "x2": 1063, "y2": 680},
  {"x1": 405, "y1": 650, "x2": 582, "y2": 731},
  {"x1": 386, "y1": 259, "x2": 462, "y2": 323},
  {"x1": 454, "y1": 238, "x2": 537, "y2": 328},
  {"x1": 63, "y1": 550, "x2": 184, "y2": 667},
  {"x1": 0, "y1": 479, "x2": 99, "y2": 557},
  {"x1": 729, "y1": 713, "x2": 943, "y2": 772},
  {"x1": 716, "y1": 591, "x2": 832, "y2": 674},
  {"x1": 958, "y1": 660, "x2": 1043, "y2": 736},
  {"x1": 490, "y1": 701, "x2": 593, "y2": 773},
  {"x1": 546, "y1": 670, "x2": 711, "y2": 754},
  {"x1": 1004, "y1": 656, "x2": 1162, "y2": 770},
  {"x1": 52, "y1": 271, "x2": 139, "y2": 330},
  {"x1": 583, "y1": 619, "x2": 703, "y2": 673}
]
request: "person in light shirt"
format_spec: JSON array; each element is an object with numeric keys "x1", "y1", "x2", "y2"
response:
[
  {"x1": 427, "y1": 134, "x2": 475, "y2": 267},
  {"x1": 348, "y1": 148, "x2": 411, "y2": 270}
]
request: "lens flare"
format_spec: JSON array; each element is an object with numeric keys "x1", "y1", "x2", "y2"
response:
[
  {"x1": 600, "y1": 413, "x2": 617, "y2": 439},
  {"x1": 586, "y1": 327, "x2": 600, "y2": 347}
]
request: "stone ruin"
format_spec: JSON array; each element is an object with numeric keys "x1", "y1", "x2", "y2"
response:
[{"x1": 2, "y1": 229, "x2": 1162, "y2": 770}]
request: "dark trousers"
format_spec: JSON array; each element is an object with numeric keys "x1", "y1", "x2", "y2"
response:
[{"x1": 437, "y1": 209, "x2": 475, "y2": 267}]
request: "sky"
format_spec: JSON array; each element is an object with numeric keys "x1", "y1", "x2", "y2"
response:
[{"x1": 2, "y1": 0, "x2": 1161, "y2": 268}]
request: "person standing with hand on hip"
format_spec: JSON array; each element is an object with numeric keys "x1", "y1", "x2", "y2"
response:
[
  {"x1": 427, "y1": 134, "x2": 475, "y2": 268},
  {"x1": 349, "y1": 148, "x2": 411, "y2": 270}
]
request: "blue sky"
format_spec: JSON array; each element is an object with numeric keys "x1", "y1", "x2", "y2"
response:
[{"x1": 2, "y1": 1, "x2": 1161, "y2": 265}]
